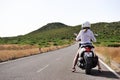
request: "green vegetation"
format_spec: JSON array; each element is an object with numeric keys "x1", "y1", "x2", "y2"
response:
[
  {"x1": 91, "y1": 22, "x2": 120, "y2": 47},
  {"x1": 0, "y1": 21, "x2": 120, "y2": 47}
]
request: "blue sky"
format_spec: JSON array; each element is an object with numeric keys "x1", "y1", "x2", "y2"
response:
[{"x1": 0, "y1": 0, "x2": 120, "y2": 37}]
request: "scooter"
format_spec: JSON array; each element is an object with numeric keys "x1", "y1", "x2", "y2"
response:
[{"x1": 77, "y1": 44, "x2": 98, "y2": 74}]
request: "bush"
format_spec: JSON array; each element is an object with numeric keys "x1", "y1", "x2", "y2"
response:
[{"x1": 107, "y1": 44, "x2": 120, "y2": 47}]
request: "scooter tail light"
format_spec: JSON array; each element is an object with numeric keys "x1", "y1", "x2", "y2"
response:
[{"x1": 85, "y1": 47, "x2": 91, "y2": 52}]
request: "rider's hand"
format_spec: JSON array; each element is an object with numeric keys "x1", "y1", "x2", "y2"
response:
[{"x1": 74, "y1": 33, "x2": 78, "y2": 37}]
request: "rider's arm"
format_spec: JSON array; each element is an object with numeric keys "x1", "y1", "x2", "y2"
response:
[
  {"x1": 75, "y1": 31, "x2": 82, "y2": 41},
  {"x1": 90, "y1": 31, "x2": 96, "y2": 42}
]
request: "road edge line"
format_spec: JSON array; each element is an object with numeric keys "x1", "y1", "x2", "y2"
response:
[{"x1": 99, "y1": 59, "x2": 120, "y2": 79}]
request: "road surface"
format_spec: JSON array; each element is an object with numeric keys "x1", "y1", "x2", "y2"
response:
[{"x1": 0, "y1": 43, "x2": 119, "y2": 80}]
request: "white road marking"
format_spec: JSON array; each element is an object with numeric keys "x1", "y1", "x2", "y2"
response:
[
  {"x1": 37, "y1": 64, "x2": 49, "y2": 73},
  {"x1": 99, "y1": 59, "x2": 120, "y2": 79}
]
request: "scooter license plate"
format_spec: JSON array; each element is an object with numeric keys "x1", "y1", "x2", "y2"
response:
[{"x1": 84, "y1": 52, "x2": 93, "y2": 57}]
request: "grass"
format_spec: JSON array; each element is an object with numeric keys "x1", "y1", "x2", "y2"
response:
[
  {"x1": 95, "y1": 46, "x2": 120, "y2": 72},
  {"x1": 0, "y1": 43, "x2": 119, "y2": 64},
  {"x1": 0, "y1": 48, "x2": 39, "y2": 62},
  {"x1": 0, "y1": 44, "x2": 70, "y2": 62},
  {"x1": 95, "y1": 47, "x2": 120, "y2": 64}
]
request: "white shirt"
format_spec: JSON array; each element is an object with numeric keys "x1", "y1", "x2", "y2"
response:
[{"x1": 76, "y1": 29, "x2": 96, "y2": 43}]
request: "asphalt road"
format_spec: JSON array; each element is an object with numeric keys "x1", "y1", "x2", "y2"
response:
[{"x1": 0, "y1": 43, "x2": 119, "y2": 80}]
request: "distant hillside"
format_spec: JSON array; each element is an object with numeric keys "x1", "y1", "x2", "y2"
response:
[
  {"x1": 27, "y1": 22, "x2": 71, "y2": 35},
  {"x1": 91, "y1": 22, "x2": 120, "y2": 46},
  {"x1": 39, "y1": 22, "x2": 69, "y2": 30},
  {"x1": 0, "y1": 21, "x2": 120, "y2": 47}
]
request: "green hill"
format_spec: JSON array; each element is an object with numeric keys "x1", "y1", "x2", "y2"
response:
[
  {"x1": 28, "y1": 22, "x2": 70, "y2": 35},
  {"x1": 91, "y1": 22, "x2": 120, "y2": 46},
  {"x1": 0, "y1": 21, "x2": 120, "y2": 47}
]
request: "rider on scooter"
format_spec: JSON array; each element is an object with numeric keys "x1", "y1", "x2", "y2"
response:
[{"x1": 72, "y1": 21, "x2": 102, "y2": 72}]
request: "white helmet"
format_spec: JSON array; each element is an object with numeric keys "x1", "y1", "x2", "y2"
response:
[{"x1": 82, "y1": 21, "x2": 91, "y2": 28}]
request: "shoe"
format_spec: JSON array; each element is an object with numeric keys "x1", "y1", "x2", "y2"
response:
[
  {"x1": 98, "y1": 68, "x2": 102, "y2": 72},
  {"x1": 72, "y1": 68, "x2": 76, "y2": 72}
]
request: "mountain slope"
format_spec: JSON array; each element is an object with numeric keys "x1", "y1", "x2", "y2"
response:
[
  {"x1": 27, "y1": 22, "x2": 70, "y2": 35},
  {"x1": 91, "y1": 22, "x2": 120, "y2": 46},
  {"x1": 0, "y1": 21, "x2": 120, "y2": 47}
]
